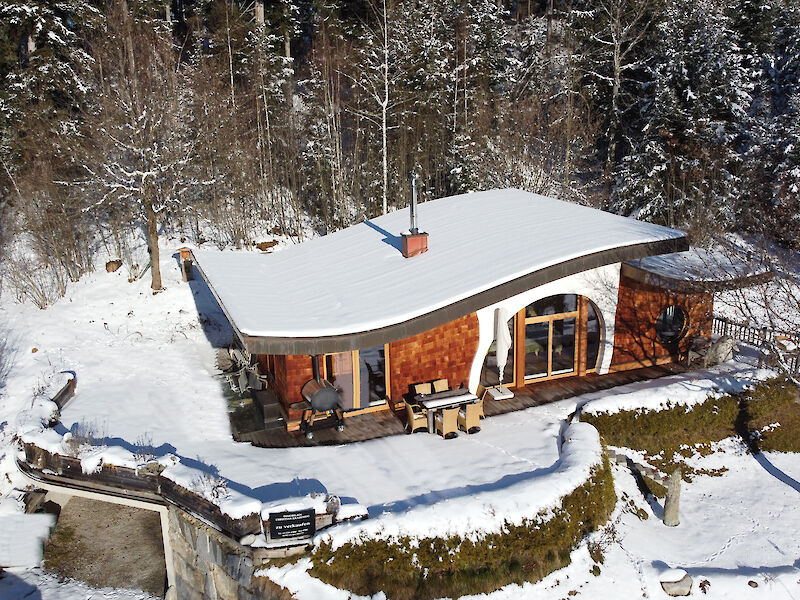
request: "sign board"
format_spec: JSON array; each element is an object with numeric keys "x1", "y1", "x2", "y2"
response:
[{"x1": 268, "y1": 509, "x2": 316, "y2": 540}]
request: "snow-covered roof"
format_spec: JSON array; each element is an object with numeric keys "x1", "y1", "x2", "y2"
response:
[
  {"x1": 623, "y1": 247, "x2": 773, "y2": 292},
  {"x1": 193, "y1": 189, "x2": 687, "y2": 354}
]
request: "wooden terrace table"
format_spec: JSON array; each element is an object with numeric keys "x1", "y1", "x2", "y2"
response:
[{"x1": 415, "y1": 389, "x2": 479, "y2": 433}]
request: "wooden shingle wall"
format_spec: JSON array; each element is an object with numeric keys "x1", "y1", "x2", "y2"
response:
[
  {"x1": 388, "y1": 312, "x2": 481, "y2": 406},
  {"x1": 273, "y1": 354, "x2": 314, "y2": 420},
  {"x1": 610, "y1": 273, "x2": 713, "y2": 370}
]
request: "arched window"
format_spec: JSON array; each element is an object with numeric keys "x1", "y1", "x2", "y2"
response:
[
  {"x1": 586, "y1": 301, "x2": 602, "y2": 371},
  {"x1": 481, "y1": 294, "x2": 604, "y2": 388},
  {"x1": 656, "y1": 305, "x2": 688, "y2": 344},
  {"x1": 524, "y1": 295, "x2": 579, "y2": 380}
]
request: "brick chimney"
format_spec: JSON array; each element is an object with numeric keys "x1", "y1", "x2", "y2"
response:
[{"x1": 401, "y1": 172, "x2": 428, "y2": 258}]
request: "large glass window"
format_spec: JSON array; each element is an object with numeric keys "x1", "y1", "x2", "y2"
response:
[
  {"x1": 359, "y1": 345, "x2": 388, "y2": 405},
  {"x1": 524, "y1": 321, "x2": 550, "y2": 378},
  {"x1": 526, "y1": 294, "x2": 577, "y2": 318},
  {"x1": 524, "y1": 295, "x2": 579, "y2": 381},
  {"x1": 324, "y1": 346, "x2": 389, "y2": 411},
  {"x1": 552, "y1": 317, "x2": 576, "y2": 375},
  {"x1": 586, "y1": 302, "x2": 601, "y2": 371},
  {"x1": 325, "y1": 352, "x2": 355, "y2": 410}
]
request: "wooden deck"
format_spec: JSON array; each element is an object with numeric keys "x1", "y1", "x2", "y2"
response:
[
  {"x1": 483, "y1": 363, "x2": 687, "y2": 418},
  {"x1": 235, "y1": 409, "x2": 406, "y2": 448},
  {"x1": 233, "y1": 363, "x2": 687, "y2": 448}
]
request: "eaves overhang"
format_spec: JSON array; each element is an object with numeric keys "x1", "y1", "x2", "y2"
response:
[{"x1": 196, "y1": 236, "x2": 689, "y2": 356}]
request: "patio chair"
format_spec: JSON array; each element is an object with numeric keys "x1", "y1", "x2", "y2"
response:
[
  {"x1": 457, "y1": 402, "x2": 481, "y2": 434},
  {"x1": 434, "y1": 407, "x2": 459, "y2": 439},
  {"x1": 405, "y1": 402, "x2": 428, "y2": 434},
  {"x1": 432, "y1": 378, "x2": 449, "y2": 393},
  {"x1": 412, "y1": 382, "x2": 432, "y2": 396}
]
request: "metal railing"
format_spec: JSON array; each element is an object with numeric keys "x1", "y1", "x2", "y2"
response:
[{"x1": 712, "y1": 316, "x2": 800, "y2": 374}]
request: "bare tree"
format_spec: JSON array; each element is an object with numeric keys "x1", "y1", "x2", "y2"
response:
[{"x1": 82, "y1": 0, "x2": 195, "y2": 290}]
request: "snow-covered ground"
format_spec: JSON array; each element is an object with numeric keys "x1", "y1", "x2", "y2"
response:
[
  {"x1": 1, "y1": 242, "x2": 799, "y2": 599},
  {"x1": 264, "y1": 439, "x2": 800, "y2": 600},
  {"x1": 0, "y1": 567, "x2": 158, "y2": 600}
]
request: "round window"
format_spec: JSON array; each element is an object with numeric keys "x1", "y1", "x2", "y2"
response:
[{"x1": 656, "y1": 305, "x2": 687, "y2": 344}]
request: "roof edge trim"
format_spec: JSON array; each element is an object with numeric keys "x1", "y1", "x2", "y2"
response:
[
  {"x1": 621, "y1": 261, "x2": 775, "y2": 293},
  {"x1": 235, "y1": 236, "x2": 689, "y2": 355}
]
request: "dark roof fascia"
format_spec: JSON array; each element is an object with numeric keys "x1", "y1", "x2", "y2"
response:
[
  {"x1": 621, "y1": 261, "x2": 775, "y2": 294},
  {"x1": 227, "y1": 236, "x2": 689, "y2": 356}
]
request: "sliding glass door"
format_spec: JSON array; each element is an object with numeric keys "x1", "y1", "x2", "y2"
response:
[
  {"x1": 324, "y1": 345, "x2": 390, "y2": 411},
  {"x1": 524, "y1": 295, "x2": 578, "y2": 381}
]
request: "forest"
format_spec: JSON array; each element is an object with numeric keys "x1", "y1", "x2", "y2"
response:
[{"x1": 0, "y1": 0, "x2": 798, "y2": 299}]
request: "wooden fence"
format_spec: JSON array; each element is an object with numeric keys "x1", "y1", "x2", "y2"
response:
[{"x1": 712, "y1": 316, "x2": 800, "y2": 374}]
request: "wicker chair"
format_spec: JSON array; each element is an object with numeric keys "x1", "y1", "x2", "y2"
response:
[
  {"x1": 434, "y1": 407, "x2": 459, "y2": 439},
  {"x1": 458, "y1": 403, "x2": 481, "y2": 434},
  {"x1": 431, "y1": 378, "x2": 449, "y2": 393},
  {"x1": 405, "y1": 402, "x2": 428, "y2": 433},
  {"x1": 413, "y1": 382, "x2": 432, "y2": 396}
]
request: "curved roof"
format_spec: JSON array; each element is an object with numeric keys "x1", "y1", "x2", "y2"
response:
[
  {"x1": 193, "y1": 189, "x2": 687, "y2": 354},
  {"x1": 623, "y1": 248, "x2": 774, "y2": 292}
]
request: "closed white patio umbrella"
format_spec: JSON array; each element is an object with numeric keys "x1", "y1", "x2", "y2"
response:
[{"x1": 494, "y1": 307, "x2": 512, "y2": 386}]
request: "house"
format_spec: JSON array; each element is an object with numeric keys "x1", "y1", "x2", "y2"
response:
[{"x1": 191, "y1": 188, "x2": 733, "y2": 432}]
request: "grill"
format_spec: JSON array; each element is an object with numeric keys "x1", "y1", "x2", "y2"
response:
[{"x1": 299, "y1": 378, "x2": 345, "y2": 439}]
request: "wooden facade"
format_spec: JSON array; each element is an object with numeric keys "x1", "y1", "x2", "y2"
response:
[
  {"x1": 263, "y1": 272, "x2": 713, "y2": 430},
  {"x1": 266, "y1": 312, "x2": 481, "y2": 425},
  {"x1": 388, "y1": 312, "x2": 480, "y2": 405},
  {"x1": 609, "y1": 273, "x2": 713, "y2": 371}
]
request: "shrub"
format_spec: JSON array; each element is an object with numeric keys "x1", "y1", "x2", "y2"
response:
[
  {"x1": 580, "y1": 396, "x2": 738, "y2": 459},
  {"x1": 310, "y1": 456, "x2": 615, "y2": 600},
  {"x1": 745, "y1": 378, "x2": 800, "y2": 453}
]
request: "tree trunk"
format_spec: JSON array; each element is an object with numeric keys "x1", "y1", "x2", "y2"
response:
[
  {"x1": 381, "y1": 0, "x2": 389, "y2": 215},
  {"x1": 145, "y1": 200, "x2": 162, "y2": 290}
]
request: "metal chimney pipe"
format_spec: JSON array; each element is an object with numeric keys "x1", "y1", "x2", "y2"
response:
[{"x1": 409, "y1": 171, "x2": 419, "y2": 233}]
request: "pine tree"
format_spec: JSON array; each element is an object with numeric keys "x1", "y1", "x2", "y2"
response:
[{"x1": 612, "y1": 0, "x2": 748, "y2": 235}]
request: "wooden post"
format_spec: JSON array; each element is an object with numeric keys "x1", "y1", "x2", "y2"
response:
[
  {"x1": 576, "y1": 296, "x2": 588, "y2": 377},
  {"x1": 515, "y1": 308, "x2": 526, "y2": 386},
  {"x1": 663, "y1": 468, "x2": 681, "y2": 527},
  {"x1": 178, "y1": 247, "x2": 194, "y2": 282}
]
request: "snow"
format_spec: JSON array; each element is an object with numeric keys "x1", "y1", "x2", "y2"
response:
[
  {"x1": 627, "y1": 246, "x2": 771, "y2": 283},
  {"x1": 317, "y1": 422, "x2": 602, "y2": 550},
  {"x1": 193, "y1": 189, "x2": 685, "y2": 339},
  {"x1": 0, "y1": 568, "x2": 158, "y2": 600},
  {"x1": 79, "y1": 445, "x2": 139, "y2": 474},
  {"x1": 1, "y1": 239, "x2": 799, "y2": 600},
  {"x1": 578, "y1": 362, "x2": 774, "y2": 416},
  {"x1": 259, "y1": 558, "x2": 383, "y2": 600},
  {"x1": 260, "y1": 493, "x2": 331, "y2": 517},
  {"x1": 0, "y1": 513, "x2": 55, "y2": 568},
  {"x1": 659, "y1": 568, "x2": 689, "y2": 583}
]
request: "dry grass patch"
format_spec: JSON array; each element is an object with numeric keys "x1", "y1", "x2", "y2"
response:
[{"x1": 310, "y1": 456, "x2": 615, "y2": 600}]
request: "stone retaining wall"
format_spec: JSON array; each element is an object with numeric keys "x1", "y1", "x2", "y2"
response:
[
  {"x1": 168, "y1": 506, "x2": 260, "y2": 600},
  {"x1": 168, "y1": 506, "x2": 301, "y2": 600}
]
